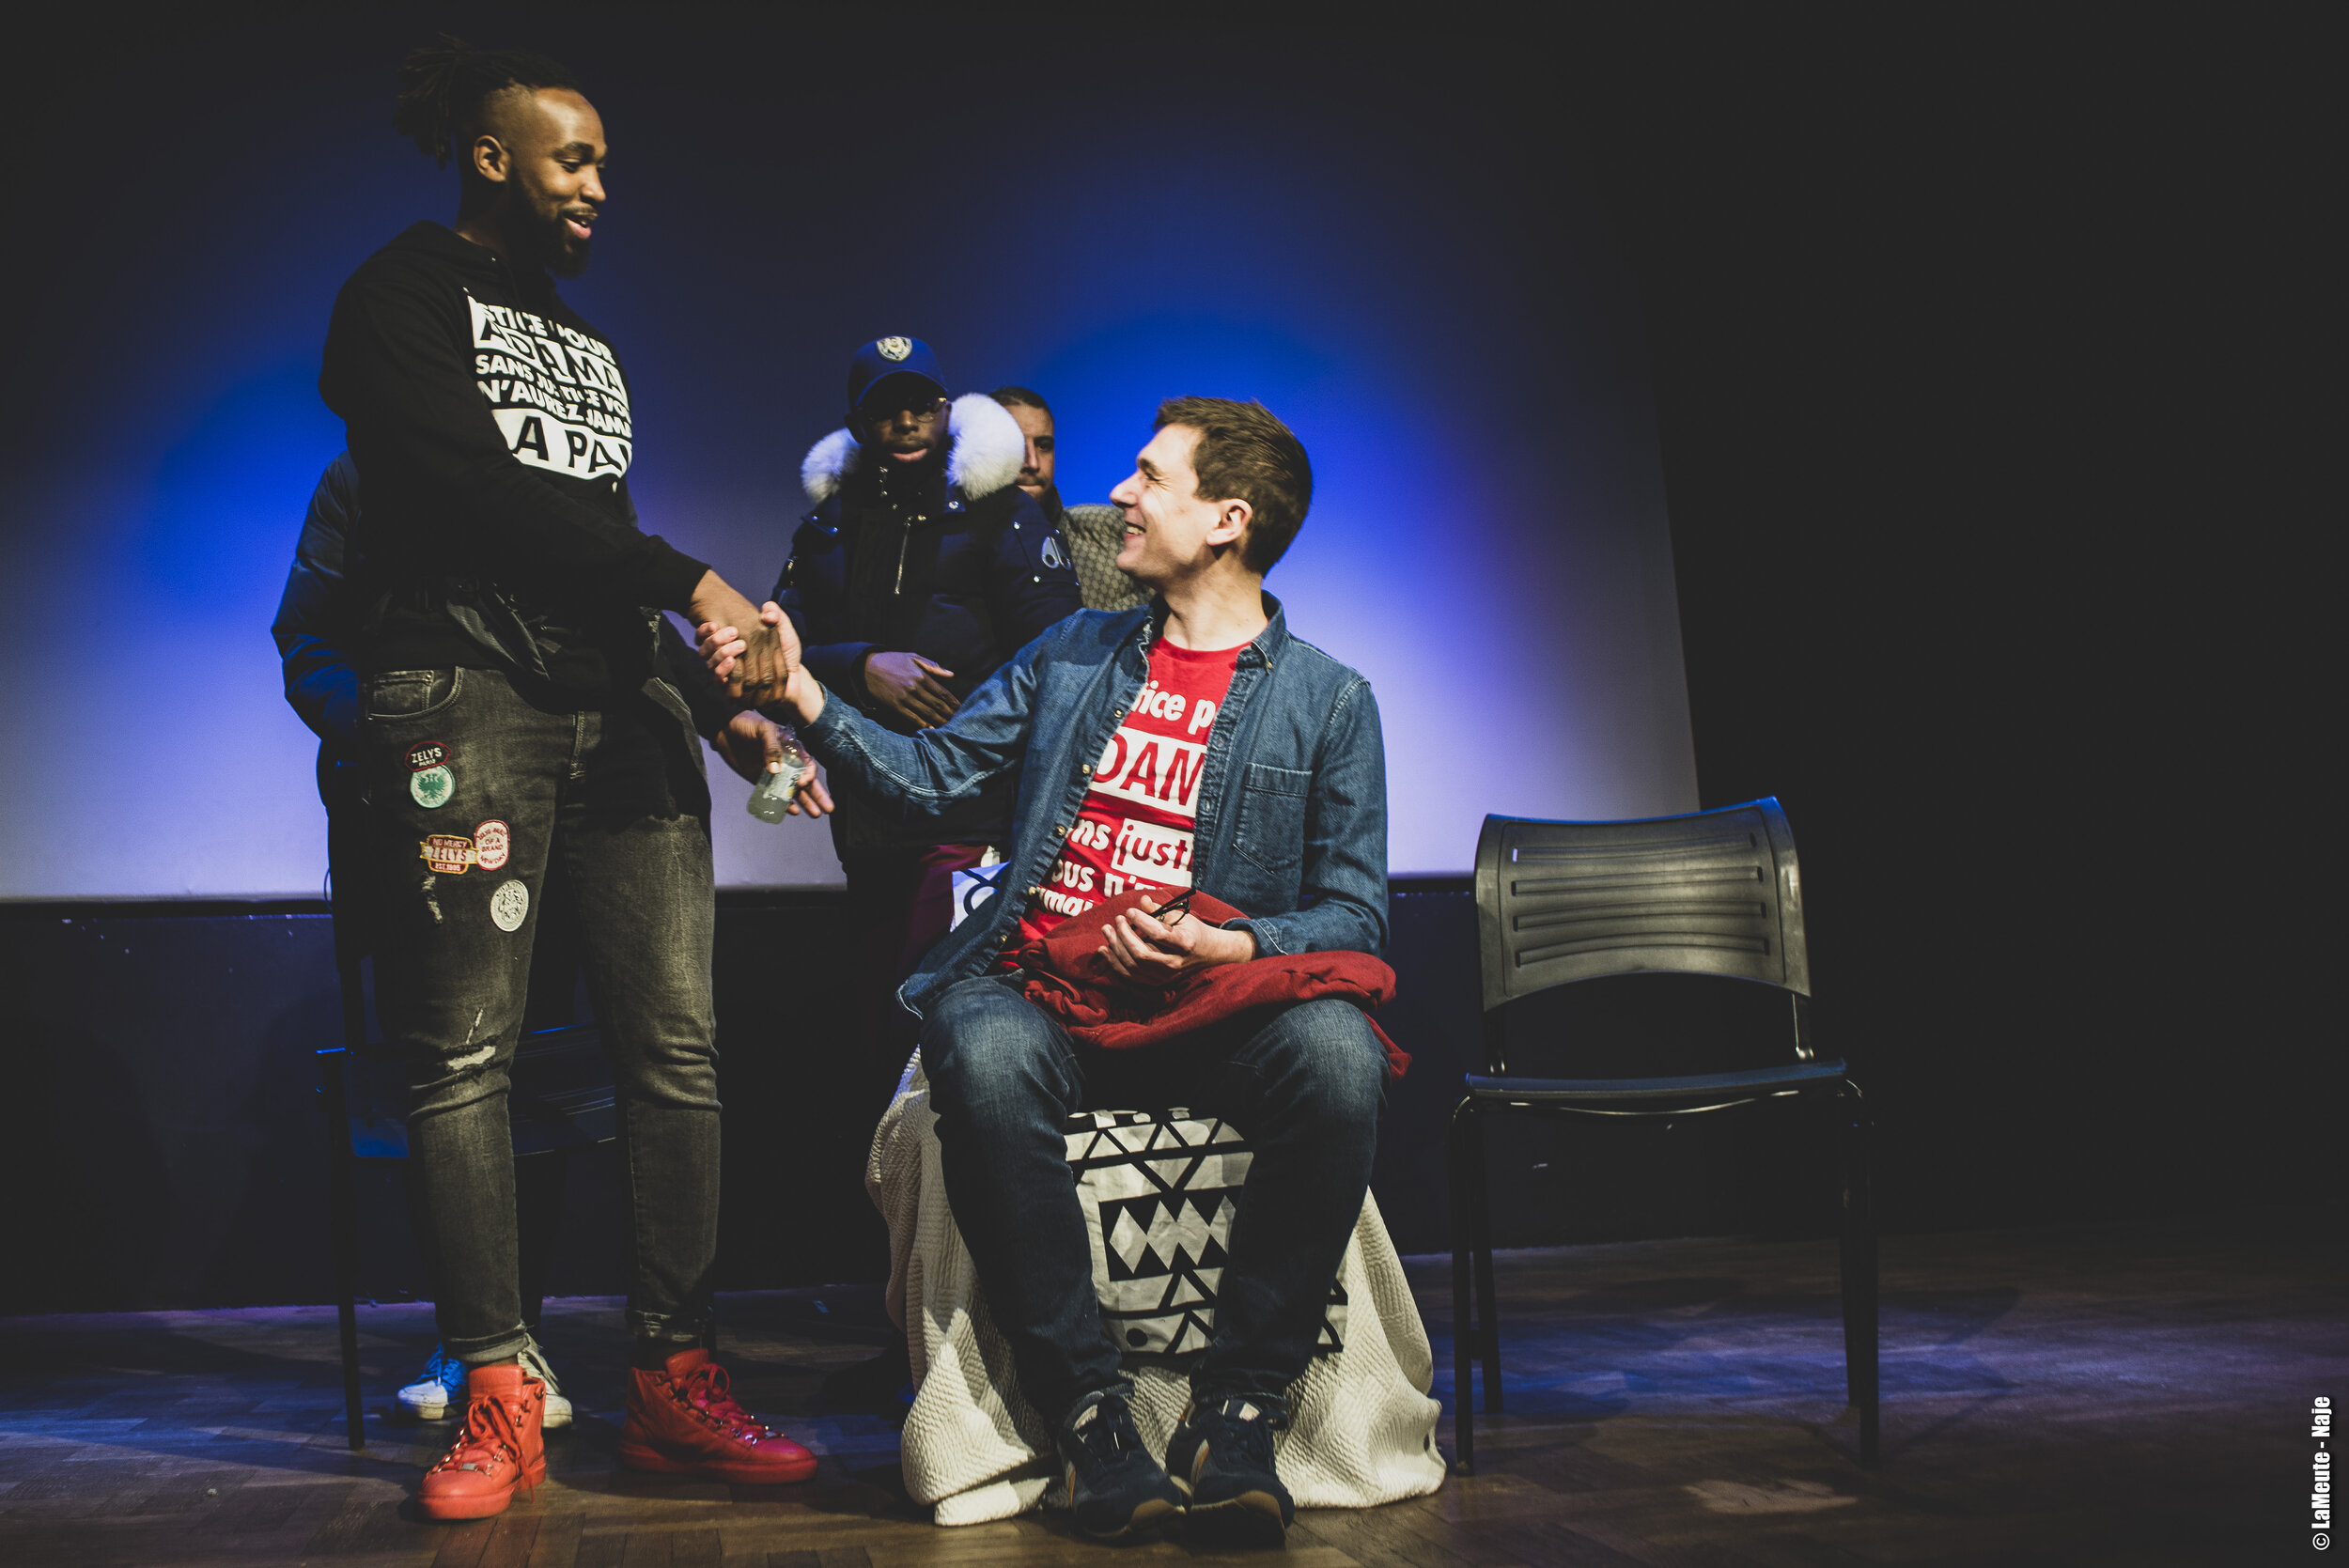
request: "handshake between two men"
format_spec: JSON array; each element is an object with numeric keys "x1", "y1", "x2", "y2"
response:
[{"x1": 692, "y1": 602, "x2": 1252, "y2": 982}]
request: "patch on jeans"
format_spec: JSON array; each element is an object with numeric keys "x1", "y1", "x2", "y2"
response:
[
  {"x1": 489, "y1": 878, "x2": 530, "y2": 933},
  {"x1": 473, "y1": 819, "x2": 511, "y2": 872},
  {"x1": 408, "y1": 742, "x2": 455, "y2": 808},
  {"x1": 410, "y1": 766, "x2": 455, "y2": 808},
  {"x1": 418, "y1": 834, "x2": 474, "y2": 875}
]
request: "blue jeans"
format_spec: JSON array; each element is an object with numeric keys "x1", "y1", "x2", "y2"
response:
[
  {"x1": 361, "y1": 664, "x2": 720, "y2": 1364},
  {"x1": 921, "y1": 974, "x2": 1389, "y2": 1422}
]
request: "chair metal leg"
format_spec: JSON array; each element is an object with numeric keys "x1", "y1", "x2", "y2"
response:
[
  {"x1": 1836, "y1": 1083, "x2": 1879, "y2": 1467},
  {"x1": 321, "y1": 1052, "x2": 366, "y2": 1451},
  {"x1": 515, "y1": 1149, "x2": 568, "y2": 1335},
  {"x1": 324, "y1": 940, "x2": 368, "y2": 1452},
  {"x1": 1468, "y1": 1111, "x2": 1501, "y2": 1414},
  {"x1": 1446, "y1": 1096, "x2": 1478, "y2": 1474}
]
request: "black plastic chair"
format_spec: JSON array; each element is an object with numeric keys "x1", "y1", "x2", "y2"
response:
[
  {"x1": 1446, "y1": 798, "x2": 1877, "y2": 1471},
  {"x1": 317, "y1": 917, "x2": 614, "y2": 1450}
]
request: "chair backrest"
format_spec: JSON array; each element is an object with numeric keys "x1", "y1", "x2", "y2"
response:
[{"x1": 1475, "y1": 799, "x2": 1810, "y2": 1021}]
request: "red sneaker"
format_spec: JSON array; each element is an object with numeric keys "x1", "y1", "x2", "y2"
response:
[
  {"x1": 417, "y1": 1363, "x2": 547, "y2": 1520},
  {"x1": 618, "y1": 1347, "x2": 817, "y2": 1484}
]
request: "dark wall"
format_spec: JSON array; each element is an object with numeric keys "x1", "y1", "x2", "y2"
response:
[
  {"x1": 1539, "y1": 11, "x2": 2327, "y2": 1228},
  {"x1": 0, "y1": 846, "x2": 2127, "y2": 1316},
  {"x1": 0, "y1": 898, "x2": 843, "y2": 1313},
  {"x1": 9, "y1": 889, "x2": 1810, "y2": 1313}
]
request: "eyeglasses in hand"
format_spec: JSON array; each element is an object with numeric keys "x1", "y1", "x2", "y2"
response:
[{"x1": 1149, "y1": 888, "x2": 1198, "y2": 929}]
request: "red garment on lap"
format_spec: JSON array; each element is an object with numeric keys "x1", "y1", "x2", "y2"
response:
[{"x1": 1012, "y1": 890, "x2": 1410, "y2": 1078}]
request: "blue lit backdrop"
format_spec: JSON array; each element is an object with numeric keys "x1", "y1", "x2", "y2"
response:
[{"x1": 0, "y1": 14, "x2": 1693, "y2": 897}]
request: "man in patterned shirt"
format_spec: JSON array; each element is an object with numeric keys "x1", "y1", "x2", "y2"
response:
[{"x1": 993, "y1": 386, "x2": 1149, "y2": 612}]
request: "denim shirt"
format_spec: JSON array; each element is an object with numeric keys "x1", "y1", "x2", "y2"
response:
[{"x1": 797, "y1": 593, "x2": 1390, "y2": 1020}]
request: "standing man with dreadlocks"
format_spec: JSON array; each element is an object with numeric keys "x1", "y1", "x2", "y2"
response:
[{"x1": 319, "y1": 40, "x2": 812, "y2": 1520}]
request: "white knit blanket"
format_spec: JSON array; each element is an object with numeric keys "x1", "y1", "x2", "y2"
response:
[{"x1": 866, "y1": 1052, "x2": 1447, "y2": 1526}]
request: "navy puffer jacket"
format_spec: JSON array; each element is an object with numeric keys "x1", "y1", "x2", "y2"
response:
[{"x1": 776, "y1": 394, "x2": 1083, "y2": 853}]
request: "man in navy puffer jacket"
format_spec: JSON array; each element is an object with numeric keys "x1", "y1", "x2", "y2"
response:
[{"x1": 776, "y1": 337, "x2": 1083, "y2": 1097}]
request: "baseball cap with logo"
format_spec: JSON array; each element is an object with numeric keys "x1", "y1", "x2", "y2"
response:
[{"x1": 846, "y1": 335, "x2": 949, "y2": 429}]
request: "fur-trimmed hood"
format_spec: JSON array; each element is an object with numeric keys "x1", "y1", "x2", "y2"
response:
[{"x1": 801, "y1": 392, "x2": 1026, "y2": 506}]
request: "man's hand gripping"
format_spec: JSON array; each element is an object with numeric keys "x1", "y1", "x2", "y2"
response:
[
  {"x1": 700, "y1": 602, "x2": 825, "y2": 727},
  {"x1": 862, "y1": 650, "x2": 961, "y2": 729},
  {"x1": 1096, "y1": 891, "x2": 1257, "y2": 983},
  {"x1": 689, "y1": 572, "x2": 799, "y2": 705},
  {"x1": 709, "y1": 711, "x2": 834, "y2": 815}
]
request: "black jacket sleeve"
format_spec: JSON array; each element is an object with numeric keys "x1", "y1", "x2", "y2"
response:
[
  {"x1": 656, "y1": 615, "x2": 740, "y2": 740},
  {"x1": 993, "y1": 494, "x2": 1085, "y2": 651},
  {"x1": 270, "y1": 454, "x2": 363, "y2": 749},
  {"x1": 320, "y1": 264, "x2": 709, "y2": 610},
  {"x1": 777, "y1": 522, "x2": 877, "y2": 702}
]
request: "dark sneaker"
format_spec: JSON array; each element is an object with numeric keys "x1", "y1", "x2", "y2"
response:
[
  {"x1": 1167, "y1": 1395, "x2": 1295, "y2": 1546},
  {"x1": 1055, "y1": 1389, "x2": 1183, "y2": 1541}
]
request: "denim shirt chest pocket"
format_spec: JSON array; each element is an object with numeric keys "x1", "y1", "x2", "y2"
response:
[{"x1": 1233, "y1": 762, "x2": 1313, "y2": 872}]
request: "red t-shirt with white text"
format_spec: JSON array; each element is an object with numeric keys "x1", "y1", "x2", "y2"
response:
[{"x1": 1016, "y1": 637, "x2": 1245, "y2": 943}]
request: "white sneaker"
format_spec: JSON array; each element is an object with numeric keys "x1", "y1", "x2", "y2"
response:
[
  {"x1": 517, "y1": 1339, "x2": 573, "y2": 1430},
  {"x1": 397, "y1": 1344, "x2": 465, "y2": 1421},
  {"x1": 397, "y1": 1340, "x2": 573, "y2": 1429}
]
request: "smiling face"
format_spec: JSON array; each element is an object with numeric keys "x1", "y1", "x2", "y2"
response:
[
  {"x1": 473, "y1": 85, "x2": 607, "y2": 276},
  {"x1": 1007, "y1": 402, "x2": 1056, "y2": 496},
  {"x1": 1108, "y1": 424, "x2": 1252, "y2": 587}
]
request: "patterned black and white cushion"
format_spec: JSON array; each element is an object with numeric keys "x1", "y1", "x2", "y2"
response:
[{"x1": 1064, "y1": 1108, "x2": 1346, "y2": 1358}]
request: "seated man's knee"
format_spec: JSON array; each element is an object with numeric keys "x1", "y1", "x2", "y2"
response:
[
  {"x1": 921, "y1": 978, "x2": 1068, "y2": 1120},
  {"x1": 1259, "y1": 999, "x2": 1387, "y2": 1121}
]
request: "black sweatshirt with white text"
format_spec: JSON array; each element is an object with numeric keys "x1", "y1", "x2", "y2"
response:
[{"x1": 319, "y1": 221, "x2": 710, "y2": 698}]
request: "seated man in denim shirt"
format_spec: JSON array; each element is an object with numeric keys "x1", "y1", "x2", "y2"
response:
[{"x1": 703, "y1": 396, "x2": 1387, "y2": 1545}]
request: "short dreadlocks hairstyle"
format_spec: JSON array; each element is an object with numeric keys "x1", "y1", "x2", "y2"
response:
[
  {"x1": 1153, "y1": 397, "x2": 1314, "y2": 575},
  {"x1": 394, "y1": 36, "x2": 583, "y2": 169}
]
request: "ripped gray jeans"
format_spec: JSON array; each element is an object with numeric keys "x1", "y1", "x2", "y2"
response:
[{"x1": 362, "y1": 664, "x2": 720, "y2": 1364}]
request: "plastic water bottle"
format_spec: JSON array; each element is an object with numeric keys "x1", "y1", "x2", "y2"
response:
[{"x1": 746, "y1": 750, "x2": 808, "y2": 823}]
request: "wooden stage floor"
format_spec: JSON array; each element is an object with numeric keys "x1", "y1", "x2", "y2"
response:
[{"x1": 0, "y1": 1205, "x2": 2326, "y2": 1566}]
